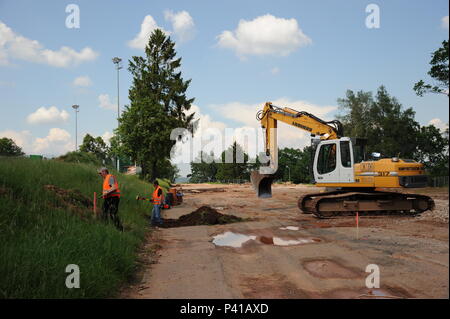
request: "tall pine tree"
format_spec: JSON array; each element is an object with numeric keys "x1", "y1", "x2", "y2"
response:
[{"x1": 118, "y1": 29, "x2": 195, "y2": 181}]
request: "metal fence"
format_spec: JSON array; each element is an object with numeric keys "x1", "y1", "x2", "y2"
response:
[
  {"x1": 217, "y1": 179, "x2": 250, "y2": 184},
  {"x1": 189, "y1": 179, "x2": 250, "y2": 184},
  {"x1": 189, "y1": 176, "x2": 449, "y2": 187},
  {"x1": 429, "y1": 176, "x2": 449, "y2": 187}
]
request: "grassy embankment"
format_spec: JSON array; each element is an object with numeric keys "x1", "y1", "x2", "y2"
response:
[{"x1": 0, "y1": 157, "x2": 169, "y2": 298}]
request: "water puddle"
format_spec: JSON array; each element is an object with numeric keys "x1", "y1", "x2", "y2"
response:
[
  {"x1": 280, "y1": 226, "x2": 299, "y2": 231},
  {"x1": 370, "y1": 289, "x2": 390, "y2": 297},
  {"x1": 212, "y1": 232, "x2": 256, "y2": 247},
  {"x1": 260, "y1": 236, "x2": 317, "y2": 246},
  {"x1": 212, "y1": 231, "x2": 321, "y2": 248}
]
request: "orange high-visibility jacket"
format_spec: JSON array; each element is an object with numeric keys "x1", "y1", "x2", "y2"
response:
[
  {"x1": 103, "y1": 174, "x2": 121, "y2": 198},
  {"x1": 152, "y1": 185, "x2": 163, "y2": 205}
]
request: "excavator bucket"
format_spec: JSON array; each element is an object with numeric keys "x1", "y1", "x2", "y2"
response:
[{"x1": 250, "y1": 170, "x2": 275, "y2": 198}]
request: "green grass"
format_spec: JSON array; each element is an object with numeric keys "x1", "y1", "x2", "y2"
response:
[{"x1": 0, "y1": 157, "x2": 169, "y2": 298}]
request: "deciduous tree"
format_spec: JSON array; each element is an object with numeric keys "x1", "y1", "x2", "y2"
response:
[
  {"x1": 0, "y1": 138, "x2": 24, "y2": 157},
  {"x1": 414, "y1": 40, "x2": 449, "y2": 97},
  {"x1": 338, "y1": 85, "x2": 448, "y2": 176},
  {"x1": 338, "y1": 86, "x2": 420, "y2": 158},
  {"x1": 79, "y1": 134, "x2": 109, "y2": 163}
]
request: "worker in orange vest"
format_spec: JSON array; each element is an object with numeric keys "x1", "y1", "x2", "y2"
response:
[
  {"x1": 98, "y1": 167, "x2": 123, "y2": 231},
  {"x1": 151, "y1": 180, "x2": 164, "y2": 226}
]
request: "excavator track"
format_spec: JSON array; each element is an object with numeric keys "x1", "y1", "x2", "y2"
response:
[{"x1": 298, "y1": 190, "x2": 435, "y2": 219}]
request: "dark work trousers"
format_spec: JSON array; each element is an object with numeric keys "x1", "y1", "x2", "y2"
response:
[{"x1": 102, "y1": 197, "x2": 123, "y2": 231}]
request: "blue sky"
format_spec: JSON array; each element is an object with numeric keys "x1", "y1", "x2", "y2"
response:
[{"x1": 0, "y1": 0, "x2": 448, "y2": 174}]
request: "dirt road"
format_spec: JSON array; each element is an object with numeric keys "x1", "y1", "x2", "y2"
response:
[{"x1": 122, "y1": 184, "x2": 449, "y2": 299}]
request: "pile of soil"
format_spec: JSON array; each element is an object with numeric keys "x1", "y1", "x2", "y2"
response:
[
  {"x1": 161, "y1": 206, "x2": 243, "y2": 228},
  {"x1": 44, "y1": 185, "x2": 93, "y2": 217}
]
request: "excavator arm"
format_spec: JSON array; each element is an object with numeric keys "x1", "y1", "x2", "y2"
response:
[
  {"x1": 259, "y1": 102, "x2": 343, "y2": 139},
  {"x1": 252, "y1": 102, "x2": 344, "y2": 197},
  {"x1": 258, "y1": 102, "x2": 343, "y2": 169}
]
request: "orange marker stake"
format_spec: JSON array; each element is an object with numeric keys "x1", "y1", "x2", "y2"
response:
[{"x1": 356, "y1": 212, "x2": 359, "y2": 240}]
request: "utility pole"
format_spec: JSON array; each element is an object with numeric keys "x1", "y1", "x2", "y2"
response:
[
  {"x1": 72, "y1": 104, "x2": 80, "y2": 151},
  {"x1": 112, "y1": 57, "x2": 122, "y2": 172}
]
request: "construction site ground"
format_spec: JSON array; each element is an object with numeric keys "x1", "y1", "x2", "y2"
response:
[{"x1": 121, "y1": 183, "x2": 449, "y2": 299}]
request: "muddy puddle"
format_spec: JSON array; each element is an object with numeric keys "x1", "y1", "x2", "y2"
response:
[
  {"x1": 302, "y1": 259, "x2": 361, "y2": 279},
  {"x1": 212, "y1": 231, "x2": 321, "y2": 248}
]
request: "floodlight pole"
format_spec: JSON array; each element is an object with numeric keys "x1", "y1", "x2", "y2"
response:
[
  {"x1": 112, "y1": 57, "x2": 122, "y2": 172},
  {"x1": 72, "y1": 105, "x2": 80, "y2": 151}
]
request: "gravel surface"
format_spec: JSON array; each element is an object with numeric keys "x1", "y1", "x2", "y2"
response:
[{"x1": 417, "y1": 198, "x2": 449, "y2": 223}]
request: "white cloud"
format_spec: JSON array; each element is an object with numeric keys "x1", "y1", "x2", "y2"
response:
[
  {"x1": 428, "y1": 118, "x2": 449, "y2": 131},
  {"x1": 211, "y1": 98, "x2": 337, "y2": 151},
  {"x1": 442, "y1": 16, "x2": 449, "y2": 29},
  {"x1": 0, "y1": 128, "x2": 73, "y2": 156},
  {"x1": 164, "y1": 10, "x2": 195, "y2": 42},
  {"x1": 73, "y1": 76, "x2": 92, "y2": 87},
  {"x1": 186, "y1": 104, "x2": 227, "y2": 132},
  {"x1": 33, "y1": 128, "x2": 73, "y2": 154},
  {"x1": 0, "y1": 21, "x2": 98, "y2": 67},
  {"x1": 217, "y1": 14, "x2": 311, "y2": 58},
  {"x1": 171, "y1": 104, "x2": 228, "y2": 169},
  {"x1": 27, "y1": 106, "x2": 70, "y2": 125},
  {"x1": 101, "y1": 131, "x2": 114, "y2": 145},
  {"x1": 270, "y1": 67, "x2": 280, "y2": 75},
  {"x1": 98, "y1": 94, "x2": 116, "y2": 110},
  {"x1": 0, "y1": 130, "x2": 32, "y2": 150},
  {"x1": 128, "y1": 15, "x2": 169, "y2": 49},
  {"x1": 213, "y1": 98, "x2": 336, "y2": 127}
]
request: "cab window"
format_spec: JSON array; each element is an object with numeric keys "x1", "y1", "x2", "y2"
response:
[
  {"x1": 340, "y1": 141, "x2": 352, "y2": 168},
  {"x1": 317, "y1": 143, "x2": 336, "y2": 174}
]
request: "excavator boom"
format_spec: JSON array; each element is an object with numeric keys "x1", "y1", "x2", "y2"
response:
[{"x1": 251, "y1": 102, "x2": 343, "y2": 197}]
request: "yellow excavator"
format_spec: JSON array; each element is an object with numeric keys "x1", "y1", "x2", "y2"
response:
[{"x1": 251, "y1": 102, "x2": 435, "y2": 218}]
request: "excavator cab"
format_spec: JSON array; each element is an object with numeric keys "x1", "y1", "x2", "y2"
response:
[{"x1": 313, "y1": 137, "x2": 355, "y2": 184}]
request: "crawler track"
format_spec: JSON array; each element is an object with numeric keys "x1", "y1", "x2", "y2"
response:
[{"x1": 298, "y1": 190, "x2": 435, "y2": 219}]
